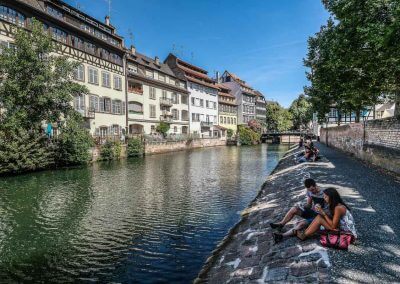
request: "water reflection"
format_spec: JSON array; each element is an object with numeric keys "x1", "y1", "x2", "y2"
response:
[{"x1": 0, "y1": 144, "x2": 286, "y2": 283}]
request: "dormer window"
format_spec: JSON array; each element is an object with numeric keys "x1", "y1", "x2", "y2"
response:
[
  {"x1": 47, "y1": 6, "x2": 63, "y2": 19},
  {"x1": 0, "y1": 6, "x2": 25, "y2": 27}
]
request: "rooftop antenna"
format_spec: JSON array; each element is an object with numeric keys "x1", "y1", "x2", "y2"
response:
[
  {"x1": 108, "y1": 0, "x2": 111, "y2": 18},
  {"x1": 128, "y1": 29, "x2": 134, "y2": 45},
  {"x1": 172, "y1": 43, "x2": 176, "y2": 55}
]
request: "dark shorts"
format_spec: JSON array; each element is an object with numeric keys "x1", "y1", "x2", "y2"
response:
[{"x1": 300, "y1": 207, "x2": 318, "y2": 223}]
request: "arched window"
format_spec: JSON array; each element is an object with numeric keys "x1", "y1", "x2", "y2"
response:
[
  {"x1": 0, "y1": 6, "x2": 25, "y2": 27},
  {"x1": 128, "y1": 101, "x2": 143, "y2": 114}
]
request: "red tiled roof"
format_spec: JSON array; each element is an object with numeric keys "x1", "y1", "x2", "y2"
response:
[
  {"x1": 186, "y1": 76, "x2": 219, "y2": 90},
  {"x1": 177, "y1": 58, "x2": 207, "y2": 73},
  {"x1": 178, "y1": 63, "x2": 214, "y2": 83}
]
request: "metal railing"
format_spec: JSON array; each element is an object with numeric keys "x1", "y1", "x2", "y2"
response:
[
  {"x1": 160, "y1": 98, "x2": 173, "y2": 106},
  {"x1": 200, "y1": 121, "x2": 214, "y2": 127}
]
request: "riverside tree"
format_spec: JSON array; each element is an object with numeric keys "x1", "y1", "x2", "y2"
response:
[
  {"x1": 265, "y1": 102, "x2": 293, "y2": 132},
  {"x1": 305, "y1": 0, "x2": 400, "y2": 121},
  {"x1": 289, "y1": 94, "x2": 313, "y2": 130},
  {"x1": 0, "y1": 19, "x2": 92, "y2": 174}
]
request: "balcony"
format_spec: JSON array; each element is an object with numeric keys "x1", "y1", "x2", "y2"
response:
[
  {"x1": 200, "y1": 121, "x2": 214, "y2": 127},
  {"x1": 162, "y1": 110, "x2": 172, "y2": 117},
  {"x1": 128, "y1": 82, "x2": 143, "y2": 94},
  {"x1": 76, "y1": 107, "x2": 95, "y2": 119},
  {"x1": 160, "y1": 116, "x2": 173, "y2": 123},
  {"x1": 160, "y1": 98, "x2": 173, "y2": 107}
]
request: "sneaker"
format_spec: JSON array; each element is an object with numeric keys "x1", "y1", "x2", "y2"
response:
[
  {"x1": 270, "y1": 223, "x2": 284, "y2": 229},
  {"x1": 273, "y1": 232, "x2": 283, "y2": 243}
]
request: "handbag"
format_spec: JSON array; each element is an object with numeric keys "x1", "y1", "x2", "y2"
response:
[{"x1": 320, "y1": 230, "x2": 355, "y2": 250}]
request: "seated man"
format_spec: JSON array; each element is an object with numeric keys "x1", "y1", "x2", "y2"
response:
[
  {"x1": 270, "y1": 178, "x2": 327, "y2": 243},
  {"x1": 297, "y1": 147, "x2": 314, "y2": 163}
]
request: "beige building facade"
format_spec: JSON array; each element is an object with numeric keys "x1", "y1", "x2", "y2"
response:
[
  {"x1": 217, "y1": 84, "x2": 238, "y2": 134},
  {"x1": 126, "y1": 47, "x2": 190, "y2": 136}
]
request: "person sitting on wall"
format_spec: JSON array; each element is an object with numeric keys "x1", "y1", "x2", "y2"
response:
[
  {"x1": 297, "y1": 147, "x2": 315, "y2": 163},
  {"x1": 295, "y1": 187, "x2": 357, "y2": 241},
  {"x1": 270, "y1": 178, "x2": 328, "y2": 243},
  {"x1": 298, "y1": 138, "x2": 304, "y2": 148}
]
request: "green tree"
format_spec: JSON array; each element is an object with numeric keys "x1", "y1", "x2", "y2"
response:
[
  {"x1": 289, "y1": 94, "x2": 313, "y2": 130},
  {"x1": 0, "y1": 128, "x2": 54, "y2": 175},
  {"x1": 0, "y1": 19, "x2": 90, "y2": 174},
  {"x1": 156, "y1": 121, "x2": 170, "y2": 138},
  {"x1": 266, "y1": 102, "x2": 293, "y2": 132},
  {"x1": 127, "y1": 137, "x2": 144, "y2": 157},
  {"x1": 238, "y1": 126, "x2": 261, "y2": 146},
  {"x1": 0, "y1": 19, "x2": 87, "y2": 129},
  {"x1": 305, "y1": 0, "x2": 400, "y2": 121},
  {"x1": 55, "y1": 113, "x2": 94, "y2": 166}
]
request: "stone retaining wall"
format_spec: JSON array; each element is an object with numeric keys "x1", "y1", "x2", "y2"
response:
[
  {"x1": 195, "y1": 149, "x2": 331, "y2": 283},
  {"x1": 144, "y1": 138, "x2": 226, "y2": 155},
  {"x1": 320, "y1": 117, "x2": 400, "y2": 174}
]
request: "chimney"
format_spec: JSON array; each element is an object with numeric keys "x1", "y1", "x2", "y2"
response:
[
  {"x1": 105, "y1": 15, "x2": 110, "y2": 26},
  {"x1": 216, "y1": 71, "x2": 220, "y2": 83},
  {"x1": 130, "y1": 45, "x2": 136, "y2": 55},
  {"x1": 155, "y1": 56, "x2": 160, "y2": 65}
]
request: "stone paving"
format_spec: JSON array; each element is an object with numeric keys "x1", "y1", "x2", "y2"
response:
[{"x1": 194, "y1": 147, "x2": 333, "y2": 283}]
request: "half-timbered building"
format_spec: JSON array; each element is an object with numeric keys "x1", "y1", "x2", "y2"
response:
[{"x1": 0, "y1": 0, "x2": 126, "y2": 138}]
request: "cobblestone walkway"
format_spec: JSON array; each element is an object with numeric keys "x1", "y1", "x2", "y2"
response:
[
  {"x1": 195, "y1": 147, "x2": 332, "y2": 283},
  {"x1": 195, "y1": 143, "x2": 400, "y2": 283},
  {"x1": 314, "y1": 143, "x2": 400, "y2": 283}
]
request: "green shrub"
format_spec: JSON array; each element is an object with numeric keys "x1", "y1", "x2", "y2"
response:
[
  {"x1": 227, "y1": 129, "x2": 234, "y2": 138},
  {"x1": 156, "y1": 121, "x2": 170, "y2": 138},
  {"x1": 99, "y1": 140, "x2": 122, "y2": 161},
  {"x1": 238, "y1": 126, "x2": 261, "y2": 146},
  {"x1": 0, "y1": 128, "x2": 54, "y2": 175},
  {"x1": 127, "y1": 137, "x2": 144, "y2": 157},
  {"x1": 55, "y1": 113, "x2": 94, "y2": 166}
]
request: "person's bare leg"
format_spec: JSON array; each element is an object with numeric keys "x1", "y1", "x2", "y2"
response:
[
  {"x1": 304, "y1": 215, "x2": 333, "y2": 236},
  {"x1": 282, "y1": 220, "x2": 308, "y2": 237},
  {"x1": 279, "y1": 206, "x2": 301, "y2": 225},
  {"x1": 273, "y1": 220, "x2": 308, "y2": 243}
]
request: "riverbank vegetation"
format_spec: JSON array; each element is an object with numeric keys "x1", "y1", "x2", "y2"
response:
[
  {"x1": 127, "y1": 138, "x2": 144, "y2": 157},
  {"x1": 304, "y1": 0, "x2": 400, "y2": 122},
  {"x1": 0, "y1": 20, "x2": 92, "y2": 175},
  {"x1": 238, "y1": 125, "x2": 261, "y2": 145},
  {"x1": 265, "y1": 102, "x2": 293, "y2": 132}
]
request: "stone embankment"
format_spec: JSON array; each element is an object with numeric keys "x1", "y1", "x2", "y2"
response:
[{"x1": 195, "y1": 147, "x2": 332, "y2": 283}]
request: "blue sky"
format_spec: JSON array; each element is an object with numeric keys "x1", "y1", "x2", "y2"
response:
[{"x1": 65, "y1": 0, "x2": 329, "y2": 107}]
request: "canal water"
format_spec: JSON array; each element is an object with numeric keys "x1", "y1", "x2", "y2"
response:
[{"x1": 0, "y1": 144, "x2": 286, "y2": 283}]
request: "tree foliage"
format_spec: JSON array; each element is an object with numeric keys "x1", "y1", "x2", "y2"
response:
[
  {"x1": 55, "y1": 113, "x2": 94, "y2": 166},
  {"x1": 0, "y1": 19, "x2": 87, "y2": 129},
  {"x1": 0, "y1": 19, "x2": 91, "y2": 174},
  {"x1": 156, "y1": 121, "x2": 170, "y2": 138},
  {"x1": 266, "y1": 102, "x2": 293, "y2": 132},
  {"x1": 248, "y1": 119, "x2": 262, "y2": 133},
  {"x1": 0, "y1": 129, "x2": 54, "y2": 175},
  {"x1": 305, "y1": 0, "x2": 400, "y2": 121},
  {"x1": 289, "y1": 94, "x2": 313, "y2": 130},
  {"x1": 238, "y1": 126, "x2": 261, "y2": 146},
  {"x1": 127, "y1": 137, "x2": 144, "y2": 157}
]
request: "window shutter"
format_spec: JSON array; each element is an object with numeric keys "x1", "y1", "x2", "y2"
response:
[
  {"x1": 99, "y1": 98, "x2": 104, "y2": 112},
  {"x1": 122, "y1": 102, "x2": 126, "y2": 115},
  {"x1": 95, "y1": 127, "x2": 100, "y2": 136}
]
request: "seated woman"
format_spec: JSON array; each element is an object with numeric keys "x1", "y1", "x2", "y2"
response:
[
  {"x1": 296, "y1": 187, "x2": 357, "y2": 240},
  {"x1": 298, "y1": 147, "x2": 314, "y2": 163}
]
